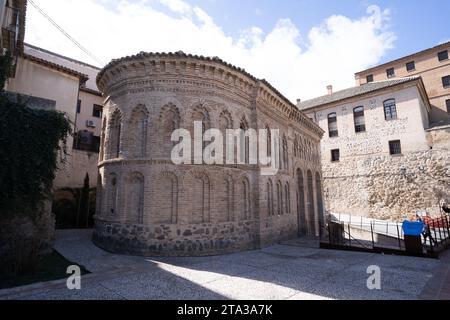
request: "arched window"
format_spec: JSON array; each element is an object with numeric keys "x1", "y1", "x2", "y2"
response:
[
  {"x1": 159, "y1": 104, "x2": 180, "y2": 158},
  {"x1": 225, "y1": 178, "x2": 233, "y2": 222},
  {"x1": 383, "y1": 99, "x2": 397, "y2": 120},
  {"x1": 108, "y1": 173, "x2": 119, "y2": 216},
  {"x1": 191, "y1": 106, "x2": 210, "y2": 155},
  {"x1": 282, "y1": 136, "x2": 288, "y2": 170},
  {"x1": 307, "y1": 170, "x2": 315, "y2": 234},
  {"x1": 266, "y1": 126, "x2": 272, "y2": 159},
  {"x1": 285, "y1": 183, "x2": 290, "y2": 214},
  {"x1": 277, "y1": 181, "x2": 283, "y2": 215},
  {"x1": 192, "y1": 173, "x2": 210, "y2": 224},
  {"x1": 353, "y1": 106, "x2": 366, "y2": 133},
  {"x1": 158, "y1": 173, "x2": 178, "y2": 224},
  {"x1": 240, "y1": 119, "x2": 249, "y2": 164},
  {"x1": 129, "y1": 106, "x2": 149, "y2": 158},
  {"x1": 327, "y1": 113, "x2": 338, "y2": 137},
  {"x1": 219, "y1": 111, "x2": 233, "y2": 164},
  {"x1": 267, "y1": 179, "x2": 274, "y2": 216},
  {"x1": 96, "y1": 174, "x2": 103, "y2": 217},
  {"x1": 129, "y1": 172, "x2": 144, "y2": 223},
  {"x1": 99, "y1": 118, "x2": 107, "y2": 162},
  {"x1": 315, "y1": 172, "x2": 324, "y2": 230},
  {"x1": 294, "y1": 135, "x2": 299, "y2": 158},
  {"x1": 297, "y1": 169, "x2": 306, "y2": 235},
  {"x1": 217, "y1": 176, "x2": 233, "y2": 222},
  {"x1": 241, "y1": 178, "x2": 251, "y2": 220},
  {"x1": 108, "y1": 110, "x2": 122, "y2": 159}
]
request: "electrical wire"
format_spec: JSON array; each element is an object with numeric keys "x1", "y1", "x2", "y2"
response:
[{"x1": 28, "y1": 0, "x2": 105, "y2": 66}]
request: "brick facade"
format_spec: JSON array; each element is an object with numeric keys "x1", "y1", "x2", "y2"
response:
[{"x1": 93, "y1": 52, "x2": 324, "y2": 256}]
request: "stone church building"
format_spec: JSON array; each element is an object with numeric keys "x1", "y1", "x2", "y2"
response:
[{"x1": 93, "y1": 52, "x2": 325, "y2": 256}]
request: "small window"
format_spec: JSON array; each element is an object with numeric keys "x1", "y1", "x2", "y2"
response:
[
  {"x1": 73, "y1": 130, "x2": 100, "y2": 153},
  {"x1": 442, "y1": 75, "x2": 450, "y2": 88},
  {"x1": 386, "y1": 67, "x2": 395, "y2": 78},
  {"x1": 446, "y1": 99, "x2": 450, "y2": 113},
  {"x1": 389, "y1": 140, "x2": 402, "y2": 155},
  {"x1": 366, "y1": 74, "x2": 374, "y2": 83},
  {"x1": 77, "y1": 100, "x2": 81, "y2": 113},
  {"x1": 93, "y1": 104, "x2": 103, "y2": 118},
  {"x1": 331, "y1": 149, "x2": 340, "y2": 162},
  {"x1": 406, "y1": 61, "x2": 415, "y2": 72},
  {"x1": 438, "y1": 50, "x2": 448, "y2": 62},
  {"x1": 353, "y1": 106, "x2": 366, "y2": 133},
  {"x1": 327, "y1": 113, "x2": 338, "y2": 137},
  {"x1": 384, "y1": 99, "x2": 397, "y2": 120}
]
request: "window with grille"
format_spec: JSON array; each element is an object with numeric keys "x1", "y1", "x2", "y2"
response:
[
  {"x1": 366, "y1": 74, "x2": 374, "y2": 83},
  {"x1": 389, "y1": 140, "x2": 402, "y2": 155},
  {"x1": 386, "y1": 67, "x2": 395, "y2": 78},
  {"x1": 384, "y1": 99, "x2": 397, "y2": 120},
  {"x1": 438, "y1": 50, "x2": 448, "y2": 62},
  {"x1": 442, "y1": 75, "x2": 450, "y2": 88},
  {"x1": 93, "y1": 104, "x2": 103, "y2": 118},
  {"x1": 327, "y1": 113, "x2": 338, "y2": 137},
  {"x1": 406, "y1": 61, "x2": 415, "y2": 72},
  {"x1": 331, "y1": 149, "x2": 340, "y2": 162},
  {"x1": 353, "y1": 106, "x2": 366, "y2": 133},
  {"x1": 73, "y1": 130, "x2": 100, "y2": 153}
]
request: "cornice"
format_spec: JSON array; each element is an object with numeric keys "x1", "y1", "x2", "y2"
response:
[{"x1": 97, "y1": 51, "x2": 324, "y2": 138}]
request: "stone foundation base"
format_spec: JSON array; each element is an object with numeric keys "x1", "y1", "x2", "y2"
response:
[{"x1": 93, "y1": 219, "x2": 261, "y2": 256}]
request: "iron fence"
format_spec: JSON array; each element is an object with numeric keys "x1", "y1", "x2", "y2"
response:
[{"x1": 319, "y1": 213, "x2": 450, "y2": 258}]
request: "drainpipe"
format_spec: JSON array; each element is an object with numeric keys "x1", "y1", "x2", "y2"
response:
[{"x1": 73, "y1": 80, "x2": 81, "y2": 149}]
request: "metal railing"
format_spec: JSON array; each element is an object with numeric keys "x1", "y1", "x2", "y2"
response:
[{"x1": 320, "y1": 213, "x2": 450, "y2": 257}]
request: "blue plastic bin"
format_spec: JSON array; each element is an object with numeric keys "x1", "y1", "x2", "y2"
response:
[{"x1": 402, "y1": 221, "x2": 424, "y2": 236}]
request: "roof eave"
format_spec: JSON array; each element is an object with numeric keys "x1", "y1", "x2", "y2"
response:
[
  {"x1": 22, "y1": 53, "x2": 89, "y2": 83},
  {"x1": 355, "y1": 41, "x2": 450, "y2": 76},
  {"x1": 299, "y1": 78, "x2": 425, "y2": 112}
]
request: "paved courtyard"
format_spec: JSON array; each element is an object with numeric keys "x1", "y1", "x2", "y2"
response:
[{"x1": 0, "y1": 229, "x2": 447, "y2": 300}]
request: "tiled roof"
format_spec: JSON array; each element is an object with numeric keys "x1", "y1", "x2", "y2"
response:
[{"x1": 298, "y1": 77, "x2": 422, "y2": 111}]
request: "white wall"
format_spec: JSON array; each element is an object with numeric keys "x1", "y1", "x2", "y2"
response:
[{"x1": 307, "y1": 85, "x2": 430, "y2": 162}]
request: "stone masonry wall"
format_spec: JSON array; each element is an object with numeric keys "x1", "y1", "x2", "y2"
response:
[{"x1": 323, "y1": 138, "x2": 450, "y2": 221}]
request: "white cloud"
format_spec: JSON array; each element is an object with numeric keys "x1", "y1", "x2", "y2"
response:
[
  {"x1": 25, "y1": 0, "x2": 396, "y2": 101},
  {"x1": 159, "y1": 0, "x2": 192, "y2": 15}
]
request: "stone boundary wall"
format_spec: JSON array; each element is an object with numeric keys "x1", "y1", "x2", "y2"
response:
[{"x1": 323, "y1": 141, "x2": 450, "y2": 220}]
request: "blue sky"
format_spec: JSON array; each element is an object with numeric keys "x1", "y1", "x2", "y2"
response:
[
  {"x1": 25, "y1": 0, "x2": 450, "y2": 100},
  {"x1": 185, "y1": 0, "x2": 450, "y2": 65}
]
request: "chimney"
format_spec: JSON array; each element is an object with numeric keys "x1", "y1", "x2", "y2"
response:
[
  {"x1": 296, "y1": 98, "x2": 301, "y2": 105},
  {"x1": 327, "y1": 85, "x2": 333, "y2": 95}
]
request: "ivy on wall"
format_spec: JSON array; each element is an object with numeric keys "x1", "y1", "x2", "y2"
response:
[
  {"x1": 0, "y1": 52, "x2": 12, "y2": 90},
  {"x1": 0, "y1": 54, "x2": 72, "y2": 219}
]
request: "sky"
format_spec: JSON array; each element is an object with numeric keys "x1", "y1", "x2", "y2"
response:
[{"x1": 24, "y1": 0, "x2": 450, "y2": 102}]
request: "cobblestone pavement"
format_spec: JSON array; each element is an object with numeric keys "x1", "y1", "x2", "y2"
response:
[
  {"x1": 0, "y1": 229, "x2": 443, "y2": 300},
  {"x1": 419, "y1": 249, "x2": 450, "y2": 300}
]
